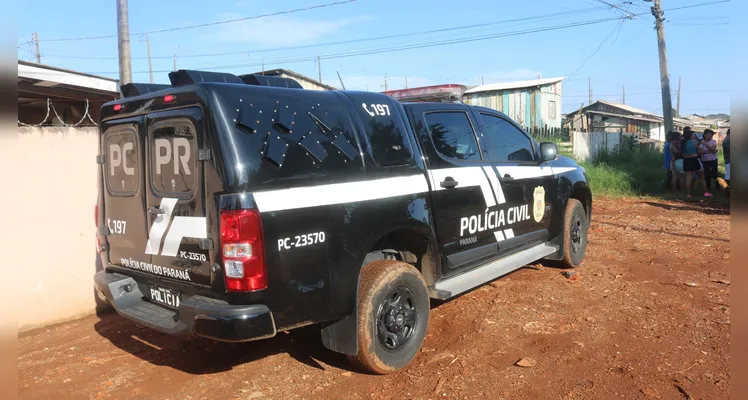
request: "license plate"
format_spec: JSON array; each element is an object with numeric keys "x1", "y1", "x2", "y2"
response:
[{"x1": 149, "y1": 286, "x2": 181, "y2": 308}]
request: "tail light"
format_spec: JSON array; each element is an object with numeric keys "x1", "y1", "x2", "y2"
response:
[{"x1": 220, "y1": 209, "x2": 267, "y2": 291}]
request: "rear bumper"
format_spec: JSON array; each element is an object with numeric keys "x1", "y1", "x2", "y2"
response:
[{"x1": 94, "y1": 270, "x2": 276, "y2": 342}]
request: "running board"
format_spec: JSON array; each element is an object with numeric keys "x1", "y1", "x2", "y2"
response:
[{"x1": 430, "y1": 243, "x2": 558, "y2": 300}]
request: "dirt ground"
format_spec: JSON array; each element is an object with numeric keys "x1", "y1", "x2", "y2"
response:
[{"x1": 18, "y1": 197, "x2": 731, "y2": 400}]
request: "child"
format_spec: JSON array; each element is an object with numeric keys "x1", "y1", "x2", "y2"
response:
[{"x1": 669, "y1": 131, "x2": 683, "y2": 191}]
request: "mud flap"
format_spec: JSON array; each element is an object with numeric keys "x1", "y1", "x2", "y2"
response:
[
  {"x1": 320, "y1": 312, "x2": 359, "y2": 356},
  {"x1": 320, "y1": 250, "x2": 398, "y2": 356}
]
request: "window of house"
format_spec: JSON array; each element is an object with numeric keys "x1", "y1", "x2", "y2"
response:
[{"x1": 548, "y1": 100, "x2": 557, "y2": 120}]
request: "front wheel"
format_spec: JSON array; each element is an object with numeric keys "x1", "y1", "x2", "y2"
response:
[
  {"x1": 350, "y1": 260, "x2": 429, "y2": 374},
  {"x1": 561, "y1": 198, "x2": 588, "y2": 268}
]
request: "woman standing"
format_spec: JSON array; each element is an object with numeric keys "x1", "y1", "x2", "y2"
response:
[
  {"x1": 699, "y1": 129, "x2": 719, "y2": 190},
  {"x1": 682, "y1": 128, "x2": 712, "y2": 198},
  {"x1": 669, "y1": 131, "x2": 684, "y2": 191}
]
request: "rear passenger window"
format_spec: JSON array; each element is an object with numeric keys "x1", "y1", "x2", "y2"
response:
[
  {"x1": 479, "y1": 114, "x2": 535, "y2": 162},
  {"x1": 425, "y1": 112, "x2": 480, "y2": 161},
  {"x1": 150, "y1": 121, "x2": 196, "y2": 195},
  {"x1": 346, "y1": 93, "x2": 413, "y2": 166},
  {"x1": 105, "y1": 127, "x2": 139, "y2": 195}
]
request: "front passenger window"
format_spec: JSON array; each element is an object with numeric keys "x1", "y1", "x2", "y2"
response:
[{"x1": 479, "y1": 113, "x2": 535, "y2": 163}]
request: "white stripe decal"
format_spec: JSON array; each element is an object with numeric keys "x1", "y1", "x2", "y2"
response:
[
  {"x1": 144, "y1": 198, "x2": 178, "y2": 255},
  {"x1": 503, "y1": 228, "x2": 515, "y2": 239},
  {"x1": 161, "y1": 216, "x2": 208, "y2": 257},
  {"x1": 430, "y1": 167, "x2": 497, "y2": 208},
  {"x1": 481, "y1": 166, "x2": 506, "y2": 205},
  {"x1": 254, "y1": 174, "x2": 430, "y2": 213},
  {"x1": 552, "y1": 166, "x2": 577, "y2": 175},
  {"x1": 495, "y1": 165, "x2": 555, "y2": 180},
  {"x1": 493, "y1": 230, "x2": 505, "y2": 242}
]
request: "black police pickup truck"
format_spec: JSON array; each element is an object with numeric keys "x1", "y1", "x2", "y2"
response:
[{"x1": 94, "y1": 70, "x2": 591, "y2": 374}]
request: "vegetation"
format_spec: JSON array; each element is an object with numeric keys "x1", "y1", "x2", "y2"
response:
[
  {"x1": 577, "y1": 141, "x2": 728, "y2": 200},
  {"x1": 580, "y1": 145, "x2": 664, "y2": 197}
]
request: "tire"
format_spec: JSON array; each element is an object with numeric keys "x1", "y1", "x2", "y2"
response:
[
  {"x1": 350, "y1": 260, "x2": 429, "y2": 374},
  {"x1": 561, "y1": 198, "x2": 588, "y2": 268}
]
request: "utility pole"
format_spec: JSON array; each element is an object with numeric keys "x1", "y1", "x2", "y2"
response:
[
  {"x1": 317, "y1": 56, "x2": 322, "y2": 84},
  {"x1": 384, "y1": 73, "x2": 388, "y2": 91},
  {"x1": 116, "y1": 0, "x2": 133, "y2": 85},
  {"x1": 405, "y1": 76, "x2": 408, "y2": 89},
  {"x1": 481, "y1": 76, "x2": 484, "y2": 85},
  {"x1": 33, "y1": 32, "x2": 41, "y2": 63},
  {"x1": 622, "y1": 86, "x2": 626, "y2": 104},
  {"x1": 173, "y1": 55, "x2": 177, "y2": 71},
  {"x1": 337, "y1": 71, "x2": 346, "y2": 90},
  {"x1": 651, "y1": 0, "x2": 674, "y2": 134},
  {"x1": 146, "y1": 33, "x2": 154, "y2": 84},
  {"x1": 588, "y1": 76, "x2": 592, "y2": 105},
  {"x1": 676, "y1": 76, "x2": 682, "y2": 118},
  {"x1": 261, "y1": 57, "x2": 264, "y2": 74}
]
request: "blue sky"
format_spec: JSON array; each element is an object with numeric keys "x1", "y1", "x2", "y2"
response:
[{"x1": 17, "y1": 0, "x2": 734, "y2": 115}]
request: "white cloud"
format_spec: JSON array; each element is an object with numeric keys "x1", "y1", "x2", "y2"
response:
[
  {"x1": 214, "y1": 14, "x2": 372, "y2": 46},
  {"x1": 473, "y1": 69, "x2": 544, "y2": 84},
  {"x1": 336, "y1": 75, "x2": 438, "y2": 92}
]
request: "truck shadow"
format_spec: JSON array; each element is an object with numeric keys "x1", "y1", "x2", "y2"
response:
[{"x1": 93, "y1": 313, "x2": 351, "y2": 374}]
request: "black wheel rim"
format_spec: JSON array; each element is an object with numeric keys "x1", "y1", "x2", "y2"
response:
[
  {"x1": 376, "y1": 286, "x2": 418, "y2": 351},
  {"x1": 570, "y1": 213, "x2": 584, "y2": 254}
]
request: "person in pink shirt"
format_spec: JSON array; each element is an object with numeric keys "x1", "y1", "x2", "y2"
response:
[{"x1": 699, "y1": 129, "x2": 719, "y2": 191}]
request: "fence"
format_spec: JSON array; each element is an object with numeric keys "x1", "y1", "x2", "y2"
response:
[
  {"x1": 572, "y1": 131, "x2": 623, "y2": 162},
  {"x1": 572, "y1": 131, "x2": 665, "y2": 162},
  {"x1": 527, "y1": 125, "x2": 570, "y2": 141}
]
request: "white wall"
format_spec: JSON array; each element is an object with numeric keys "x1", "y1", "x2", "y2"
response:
[{"x1": 5, "y1": 127, "x2": 106, "y2": 332}]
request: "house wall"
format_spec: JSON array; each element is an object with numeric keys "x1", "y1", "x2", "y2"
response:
[
  {"x1": 5, "y1": 126, "x2": 107, "y2": 333},
  {"x1": 463, "y1": 81, "x2": 562, "y2": 130}
]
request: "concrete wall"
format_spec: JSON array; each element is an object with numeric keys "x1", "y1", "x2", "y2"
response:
[{"x1": 7, "y1": 126, "x2": 105, "y2": 332}]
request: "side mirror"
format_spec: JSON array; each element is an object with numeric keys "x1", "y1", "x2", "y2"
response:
[{"x1": 540, "y1": 142, "x2": 558, "y2": 162}]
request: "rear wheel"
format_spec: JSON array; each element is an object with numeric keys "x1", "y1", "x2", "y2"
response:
[
  {"x1": 350, "y1": 260, "x2": 429, "y2": 374},
  {"x1": 561, "y1": 198, "x2": 588, "y2": 268}
]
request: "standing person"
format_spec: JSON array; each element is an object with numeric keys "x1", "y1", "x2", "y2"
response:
[
  {"x1": 670, "y1": 131, "x2": 684, "y2": 192},
  {"x1": 723, "y1": 129, "x2": 730, "y2": 196},
  {"x1": 681, "y1": 128, "x2": 712, "y2": 198},
  {"x1": 699, "y1": 129, "x2": 719, "y2": 190},
  {"x1": 663, "y1": 131, "x2": 673, "y2": 190}
]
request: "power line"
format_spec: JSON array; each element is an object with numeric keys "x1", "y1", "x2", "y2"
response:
[
  {"x1": 663, "y1": 0, "x2": 729, "y2": 12},
  {"x1": 35, "y1": 0, "x2": 358, "y2": 42},
  {"x1": 84, "y1": 15, "x2": 633, "y2": 75},
  {"x1": 565, "y1": 17, "x2": 629, "y2": 80},
  {"x1": 593, "y1": 0, "x2": 635, "y2": 16},
  {"x1": 564, "y1": 89, "x2": 729, "y2": 98},
  {"x1": 39, "y1": 5, "x2": 620, "y2": 60}
]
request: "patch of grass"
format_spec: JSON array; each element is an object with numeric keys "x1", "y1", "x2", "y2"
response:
[{"x1": 580, "y1": 146, "x2": 666, "y2": 197}]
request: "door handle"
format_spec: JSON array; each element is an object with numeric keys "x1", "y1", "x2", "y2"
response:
[
  {"x1": 440, "y1": 176, "x2": 459, "y2": 189},
  {"x1": 503, "y1": 174, "x2": 514, "y2": 181},
  {"x1": 148, "y1": 206, "x2": 165, "y2": 215}
]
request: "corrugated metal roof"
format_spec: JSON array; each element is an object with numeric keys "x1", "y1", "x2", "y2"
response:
[
  {"x1": 464, "y1": 77, "x2": 564, "y2": 94},
  {"x1": 596, "y1": 100, "x2": 659, "y2": 118},
  {"x1": 18, "y1": 60, "x2": 119, "y2": 93}
]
